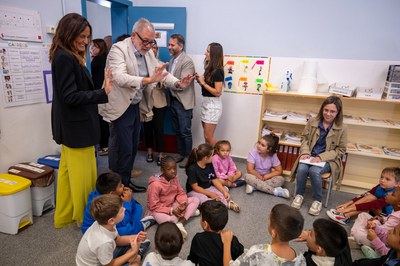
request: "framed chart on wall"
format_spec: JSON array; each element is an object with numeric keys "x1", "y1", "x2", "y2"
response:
[
  {"x1": 0, "y1": 42, "x2": 51, "y2": 107},
  {"x1": 223, "y1": 55, "x2": 271, "y2": 95}
]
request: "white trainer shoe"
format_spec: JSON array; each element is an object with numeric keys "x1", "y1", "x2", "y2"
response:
[
  {"x1": 246, "y1": 184, "x2": 255, "y2": 194},
  {"x1": 176, "y1": 222, "x2": 188, "y2": 239},
  {"x1": 308, "y1": 200, "x2": 322, "y2": 216},
  {"x1": 291, "y1": 194, "x2": 304, "y2": 209}
]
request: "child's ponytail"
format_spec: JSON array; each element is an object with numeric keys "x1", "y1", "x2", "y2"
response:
[
  {"x1": 185, "y1": 143, "x2": 214, "y2": 172},
  {"x1": 261, "y1": 134, "x2": 280, "y2": 155}
]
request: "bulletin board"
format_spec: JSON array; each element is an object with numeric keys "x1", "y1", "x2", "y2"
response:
[
  {"x1": 1, "y1": 42, "x2": 51, "y2": 107},
  {"x1": 223, "y1": 55, "x2": 271, "y2": 95}
]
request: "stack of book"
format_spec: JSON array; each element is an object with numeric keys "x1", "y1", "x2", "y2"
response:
[
  {"x1": 263, "y1": 110, "x2": 287, "y2": 119},
  {"x1": 355, "y1": 144, "x2": 383, "y2": 154},
  {"x1": 383, "y1": 147, "x2": 400, "y2": 157},
  {"x1": 282, "y1": 131, "x2": 301, "y2": 145}
]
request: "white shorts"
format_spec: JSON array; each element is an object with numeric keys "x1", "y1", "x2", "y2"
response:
[{"x1": 201, "y1": 97, "x2": 222, "y2": 124}]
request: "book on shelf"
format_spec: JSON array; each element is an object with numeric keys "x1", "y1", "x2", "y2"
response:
[
  {"x1": 283, "y1": 131, "x2": 301, "y2": 145},
  {"x1": 261, "y1": 127, "x2": 283, "y2": 138},
  {"x1": 299, "y1": 158, "x2": 326, "y2": 167},
  {"x1": 263, "y1": 110, "x2": 287, "y2": 119},
  {"x1": 346, "y1": 143, "x2": 358, "y2": 151},
  {"x1": 343, "y1": 115, "x2": 362, "y2": 123},
  {"x1": 360, "y1": 117, "x2": 391, "y2": 126},
  {"x1": 356, "y1": 144, "x2": 383, "y2": 154},
  {"x1": 328, "y1": 83, "x2": 356, "y2": 97},
  {"x1": 383, "y1": 147, "x2": 400, "y2": 157},
  {"x1": 285, "y1": 112, "x2": 308, "y2": 122}
]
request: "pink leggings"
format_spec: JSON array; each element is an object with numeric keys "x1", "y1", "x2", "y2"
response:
[
  {"x1": 351, "y1": 212, "x2": 380, "y2": 246},
  {"x1": 187, "y1": 186, "x2": 228, "y2": 206},
  {"x1": 148, "y1": 197, "x2": 200, "y2": 224}
]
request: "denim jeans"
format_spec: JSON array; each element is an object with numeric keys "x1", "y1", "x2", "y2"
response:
[
  {"x1": 108, "y1": 104, "x2": 141, "y2": 186},
  {"x1": 295, "y1": 162, "x2": 331, "y2": 202},
  {"x1": 170, "y1": 97, "x2": 193, "y2": 157}
]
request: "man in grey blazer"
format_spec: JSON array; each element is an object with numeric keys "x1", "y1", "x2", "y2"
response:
[
  {"x1": 99, "y1": 19, "x2": 193, "y2": 192},
  {"x1": 167, "y1": 34, "x2": 196, "y2": 168}
]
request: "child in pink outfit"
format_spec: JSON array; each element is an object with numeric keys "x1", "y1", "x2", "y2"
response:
[
  {"x1": 351, "y1": 186, "x2": 400, "y2": 256},
  {"x1": 146, "y1": 156, "x2": 200, "y2": 239},
  {"x1": 212, "y1": 140, "x2": 244, "y2": 188}
]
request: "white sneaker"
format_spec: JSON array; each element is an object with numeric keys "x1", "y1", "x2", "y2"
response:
[
  {"x1": 274, "y1": 187, "x2": 290, "y2": 198},
  {"x1": 246, "y1": 184, "x2": 255, "y2": 194},
  {"x1": 176, "y1": 222, "x2": 188, "y2": 239},
  {"x1": 192, "y1": 209, "x2": 200, "y2": 217},
  {"x1": 308, "y1": 201, "x2": 322, "y2": 216},
  {"x1": 291, "y1": 194, "x2": 304, "y2": 209}
]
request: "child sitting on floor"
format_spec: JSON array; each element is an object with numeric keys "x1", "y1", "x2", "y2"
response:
[
  {"x1": 350, "y1": 186, "x2": 400, "y2": 258},
  {"x1": 353, "y1": 223, "x2": 400, "y2": 266},
  {"x1": 244, "y1": 134, "x2": 289, "y2": 198},
  {"x1": 221, "y1": 204, "x2": 306, "y2": 265},
  {"x1": 142, "y1": 222, "x2": 195, "y2": 266},
  {"x1": 296, "y1": 218, "x2": 352, "y2": 266},
  {"x1": 186, "y1": 143, "x2": 241, "y2": 213},
  {"x1": 188, "y1": 200, "x2": 244, "y2": 265},
  {"x1": 76, "y1": 194, "x2": 148, "y2": 266},
  {"x1": 212, "y1": 140, "x2": 245, "y2": 188},
  {"x1": 146, "y1": 156, "x2": 200, "y2": 239},
  {"x1": 327, "y1": 167, "x2": 400, "y2": 225},
  {"x1": 82, "y1": 172, "x2": 155, "y2": 235}
]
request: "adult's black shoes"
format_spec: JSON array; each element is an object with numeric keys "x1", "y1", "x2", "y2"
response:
[{"x1": 128, "y1": 182, "x2": 147, "y2": 193}]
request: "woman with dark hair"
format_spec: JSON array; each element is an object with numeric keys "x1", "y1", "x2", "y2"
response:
[
  {"x1": 49, "y1": 13, "x2": 111, "y2": 228},
  {"x1": 290, "y1": 96, "x2": 347, "y2": 216},
  {"x1": 90, "y1": 39, "x2": 109, "y2": 156},
  {"x1": 195, "y1": 43, "x2": 224, "y2": 146}
]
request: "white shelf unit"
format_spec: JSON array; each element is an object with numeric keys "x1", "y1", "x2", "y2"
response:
[{"x1": 259, "y1": 91, "x2": 400, "y2": 194}]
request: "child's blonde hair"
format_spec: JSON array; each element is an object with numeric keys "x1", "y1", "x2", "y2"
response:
[
  {"x1": 382, "y1": 167, "x2": 400, "y2": 183},
  {"x1": 90, "y1": 194, "x2": 122, "y2": 225}
]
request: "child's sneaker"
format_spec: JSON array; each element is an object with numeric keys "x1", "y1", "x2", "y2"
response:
[
  {"x1": 361, "y1": 245, "x2": 380, "y2": 259},
  {"x1": 326, "y1": 209, "x2": 350, "y2": 225},
  {"x1": 274, "y1": 187, "x2": 290, "y2": 198},
  {"x1": 308, "y1": 201, "x2": 322, "y2": 216},
  {"x1": 176, "y1": 222, "x2": 188, "y2": 239},
  {"x1": 140, "y1": 215, "x2": 156, "y2": 230},
  {"x1": 192, "y1": 209, "x2": 200, "y2": 217},
  {"x1": 291, "y1": 195, "x2": 304, "y2": 209},
  {"x1": 235, "y1": 179, "x2": 246, "y2": 187},
  {"x1": 246, "y1": 184, "x2": 255, "y2": 194},
  {"x1": 138, "y1": 239, "x2": 151, "y2": 258}
]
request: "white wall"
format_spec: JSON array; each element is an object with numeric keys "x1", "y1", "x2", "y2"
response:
[{"x1": 86, "y1": 2, "x2": 112, "y2": 39}]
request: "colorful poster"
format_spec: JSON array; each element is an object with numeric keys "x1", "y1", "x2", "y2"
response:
[{"x1": 223, "y1": 55, "x2": 271, "y2": 95}]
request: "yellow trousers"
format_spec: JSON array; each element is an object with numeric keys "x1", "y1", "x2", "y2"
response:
[{"x1": 54, "y1": 145, "x2": 97, "y2": 228}]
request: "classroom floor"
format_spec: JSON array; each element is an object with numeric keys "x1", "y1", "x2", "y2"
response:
[{"x1": 0, "y1": 151, "x2": 364, "y2": 265}]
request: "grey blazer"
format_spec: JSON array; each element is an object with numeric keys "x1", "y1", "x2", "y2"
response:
[
  {"x1": 168, "y1": 52, "x2": 195, "y2": 110},
  {"x1": 99, "y1": 37, "x2": 178, "y2": 121}
]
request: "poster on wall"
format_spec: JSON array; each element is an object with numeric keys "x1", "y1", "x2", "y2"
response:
[
  {"x1": 0, "y1": 5, "x2": 43, "y2": 42},
  {"x1": 223, "y1": 55, "x2": 271, "y2": 95},
  {"x1": 1, "y1": 42, "x2": 51, "y2": 107}
]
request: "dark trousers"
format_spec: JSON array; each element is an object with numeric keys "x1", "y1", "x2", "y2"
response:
[
  {"x1": 170, "y1": 97, "x2": 193, "y2": 157},
  {"x1": 108, "y1": 104, "x2": 141, "y2": 186},
  {"x1": 143, "y1": 106, "x2": 166, "y2": 152},
  {"x1": 98, "y1": 115, "x2": 109, "y2": 149}
]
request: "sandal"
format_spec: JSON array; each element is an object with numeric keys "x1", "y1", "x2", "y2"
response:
[
  {"x1": 228, "y1": 200, "x2": 240, "y2": 213},
  {"x1": 146, "y1": 153, "x2": 154, "y2": 163}
]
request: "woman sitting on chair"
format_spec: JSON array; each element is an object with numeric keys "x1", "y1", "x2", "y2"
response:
[{"x1": 290, "y1": 96, "x2": 347, "y2": 216}]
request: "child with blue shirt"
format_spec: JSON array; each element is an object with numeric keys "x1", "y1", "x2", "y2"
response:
[
  {"x1": 82, "y1": 172, "x2": 155, "y2": 235},
  {"x1": 327, "y1": 167, "x2": 400, "y2": 225}
]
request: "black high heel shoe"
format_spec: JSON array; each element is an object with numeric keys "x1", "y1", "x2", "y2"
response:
[{"x1": 146, "y1": 153, "x2": 154, "y2": 163}]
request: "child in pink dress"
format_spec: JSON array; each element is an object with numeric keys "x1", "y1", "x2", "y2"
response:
[
  {"x1": 212, "y1": 140, "x2": 245, "y2": 188},
  {"x1": 146, "y1": 156, "x2": 200, "y2": 239}
]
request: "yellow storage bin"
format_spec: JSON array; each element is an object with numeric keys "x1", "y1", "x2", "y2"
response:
[{"x1": 0, "y1": 174, "x2": 33, "y2": 234}]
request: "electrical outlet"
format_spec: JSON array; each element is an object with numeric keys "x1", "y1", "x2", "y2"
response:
[{"x1": 46, "y1": 25, "x2": 56, "y2": 34}]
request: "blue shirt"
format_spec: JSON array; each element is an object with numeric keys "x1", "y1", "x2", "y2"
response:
[{"x1": 311, "y1": 121, "x2": 332, "y2": 157}]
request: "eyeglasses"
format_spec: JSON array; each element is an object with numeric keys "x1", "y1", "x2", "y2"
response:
[{"x1": 135, "y1": 32, "x2": 156, "y2": 47}]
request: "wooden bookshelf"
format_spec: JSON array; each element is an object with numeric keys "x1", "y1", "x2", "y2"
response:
[{"x1": 259, "y1": 91, "x2": 400, "y2": 194}]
